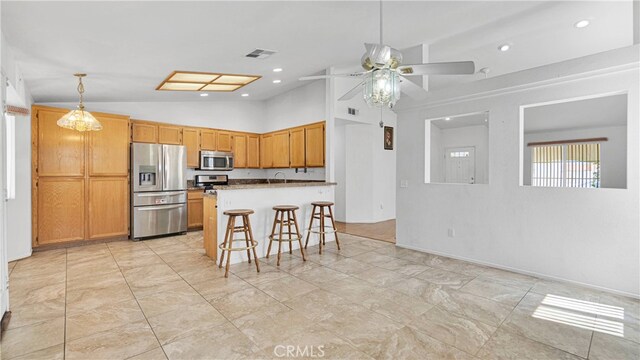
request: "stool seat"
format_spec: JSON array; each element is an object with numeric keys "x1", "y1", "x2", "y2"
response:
[
  {"x1": 311, "y1": 201, "x2": 334, "y2": 207},
  {"x1": 272, "y1": 205, "x2": 299, "y2": 211},
  {"x1": 223, "y1": 209, "x2": 254, "y2": 216}
]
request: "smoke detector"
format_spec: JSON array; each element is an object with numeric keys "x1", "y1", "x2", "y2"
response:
[{"x1": 245, "y1": 48, "x2": 277, "y2": 59}]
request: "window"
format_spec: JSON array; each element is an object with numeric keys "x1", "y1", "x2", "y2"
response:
[
  {"x1": 450, "y1": 151, "x2": 470, "y2": 158},
  {"x1": 5, "y1": 113, "x2": 15, "y2": 200},
  {"x1": 531, "y1": 142, "x2": 601, "y2": 188}
]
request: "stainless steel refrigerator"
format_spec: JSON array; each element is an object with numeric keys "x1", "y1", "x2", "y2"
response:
[{"x1": 131, "y1": 143, "x2": 187, "y2": 239}]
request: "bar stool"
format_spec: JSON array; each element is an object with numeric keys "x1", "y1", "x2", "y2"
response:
[
  {"x1": 218, "y1": 209, "x2": 260, "y2": 278},
  {"x1": 267, "y1": 205, "x2": 306, "y2": 266},
  {"x1": 304, "y1": 201, "x2": 340, "y2": 254}
]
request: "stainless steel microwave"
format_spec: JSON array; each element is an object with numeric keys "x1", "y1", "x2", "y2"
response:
[{"x1": 199, "y1": 151, "x2": 234, "y2": 171}]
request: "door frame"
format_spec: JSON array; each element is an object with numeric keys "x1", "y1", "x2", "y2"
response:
[{"x1": 444, "y1": 146, "x2": 477, "y2": 184}]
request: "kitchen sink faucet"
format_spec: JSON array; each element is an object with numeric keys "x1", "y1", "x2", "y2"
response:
[{"x1": 268, "y1": 171, "x2": 287, "y2": 184}]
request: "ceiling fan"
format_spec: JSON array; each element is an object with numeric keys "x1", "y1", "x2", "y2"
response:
[{"x1": 299, "y1": 1, "x2": 476, "y2": 108}]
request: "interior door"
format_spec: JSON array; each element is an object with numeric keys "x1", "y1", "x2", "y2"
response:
[{"x1": 445, "y1": 147, "x2": 476, "y2": 184}]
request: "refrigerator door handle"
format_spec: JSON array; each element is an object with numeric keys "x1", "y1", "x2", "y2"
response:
[
  {"x1": 162, "y1": 145, "x2": 167, "y2": 191},
  {"x1": 135, "y1": 191, "x2": 185, "y2": 197}
]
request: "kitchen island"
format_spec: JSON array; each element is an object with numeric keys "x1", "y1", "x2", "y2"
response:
[{"x1": 203, "y1": 182, "x2": 336, "y2": 264}]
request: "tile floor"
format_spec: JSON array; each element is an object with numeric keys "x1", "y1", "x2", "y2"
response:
[{"x1": 2, "y1": 231, "x2": 638, "y2": 360}]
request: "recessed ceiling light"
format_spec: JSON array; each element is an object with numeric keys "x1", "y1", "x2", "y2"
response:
[
  {"x1": 200, "y1": 93, "x2": 209, "y2": 97},
  {"x1": 498, "y1": 44, "x2": 510, "y2": 52},
  {"x1": 444, "y1": 117, "x2": 451, "y2": 121},
  {"x1": 574, "y1": 19, "x2": 590, "y2": 28},
  {"x1": 273, "y1": 68, "x2": 283, "y2": 72},
  {"x1": 273, "y1": 79, "x2": 282, "y2": 84},
  {"x1": 241, "y1": 93, "x2": 249, "y2": 97}
]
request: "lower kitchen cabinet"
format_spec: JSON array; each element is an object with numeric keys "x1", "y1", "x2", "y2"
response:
[
  {"x1": 188, "y1": 190, "x2": 204, "y2": 230},
  {"x1": 36, "y1": 177, "x2": 86, "y2": 245},
  {"x1": 88, "y1": 177, "x2": 129, "y2": 240}
]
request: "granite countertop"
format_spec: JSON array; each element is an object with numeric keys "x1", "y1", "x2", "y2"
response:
[{"x1": 210, "y1": 181, "x2": 337, "y2": 190}]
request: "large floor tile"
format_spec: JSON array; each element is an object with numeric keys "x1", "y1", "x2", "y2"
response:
[
  {"x1": 351, "y1": 266, "x2": 410, "y2": 287},
  {"x1": 283, "y1": 288, "x2": 361, "y2": 322},
  {"x1": 210, "y1": 287, "x2": 280, "y2": 320},
  {"x1": 234, "y1": 307, "x2": 316, "y2": 349},
  {"x1": 65, "y1": 299, "x2": 147, "y2": 341},
  {"x1": 416, "y1": 267, "x2": 476, "y2": 290},
  {"x1": 264, "y1": 326, "x2": 373, "y2": 360},
  {"x1": 323, "y1": 257, "x2": 372, "y2": 275},
  {"x1": 460, "y1": 277, "x2": 528, "y2": 307},
  {"x1": 128, "y1": 347, "x2": 168, "y2": 360},
  {"x1": 530, "y1": 279, "x2": 604, "y2": 302},
  {"x1": 437, "y1": 291, "x2": 514, "y2": 327},
  {"x1": 162, "y1": 321, "x2": 258, "y2": 360},
  {"x1": 1, "y1": 317, "x2": 64, "y2": 359},
  {"x1": 137, "y1": 281, "x2": 209, "y2": 318},
  {"x1": 589, "y1": 332, "x2": 640, "y2": 360},
  {"x1": 9, "y1": 277, "x2": 65, "y2": 307},
  {"x1": 295, "y1": 265, "x2": 350, "y2": 287},
  {"x1": 390, "y1": 277, "x2": 454, "y2": 305},
  {"x1": 66, "y1": 282, "x2": 135, "y2": 315},
  {"x1": 476, "y1": 328, "x2": 582, "y2": 360},
  {"x1": 147, "y1": 302, "x2": 227, "y2": 345},
  {"x1": 372, "y1": 326, "x2": 475, "y2": 360},
  {"x1": 65, "y1": 320, "x2": 159, "y2": 360},
  {"x1": 6, "y1": 295, "x2": 65, "y2": 329},
  {"x1": 408, "y1": 307, "x2": 496, "y2": 355},
  {"x1": 122, "y1": 264, "x2": 185, "y2": 297},
  {"x1": 255, "y1": 274, "x2": 318, "y2": 302},
  {"x1": 8, "y1": 344, "x2": 65, "y2": 360}
]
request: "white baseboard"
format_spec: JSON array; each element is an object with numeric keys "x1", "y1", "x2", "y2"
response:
[{"x1": 396, "y1": 242, "x2": 640, "y2": 300}]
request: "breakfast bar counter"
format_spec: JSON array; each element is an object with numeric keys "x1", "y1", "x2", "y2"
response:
[{"x1": 203, "y1": 182, "x2": 336, "y2": 264}]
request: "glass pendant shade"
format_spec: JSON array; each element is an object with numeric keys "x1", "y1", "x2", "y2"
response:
[
  {"x1": 57, "y1": 107, "x2": 102, "y2": 132},
  {"x1": 57, "y1": 74, "x2": 102, "y2": 132},
  {"x1": 363, "y1": 68, "x2": 401, "y2": 109}
]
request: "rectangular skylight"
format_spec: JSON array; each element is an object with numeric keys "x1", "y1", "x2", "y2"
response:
[{"x1": 156, "y1": 71, "x2": 261, "y2": 92}]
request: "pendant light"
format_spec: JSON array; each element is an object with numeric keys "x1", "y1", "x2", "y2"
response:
[
  {"x1": 57, "y1": 74, "x2": 102, "y2": 132},
  {"x1": 363, "y1": 0, "x2": 400, "y2": 109}
]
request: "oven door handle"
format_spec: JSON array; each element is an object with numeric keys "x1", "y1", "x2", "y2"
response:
[{"x1": 136, "y1": 204, "x2": 184, "y2": 211}]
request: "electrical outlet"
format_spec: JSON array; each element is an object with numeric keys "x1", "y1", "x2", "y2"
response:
[
  {"x1": 448, "y1": 228, "x2": 455, "y2": 237},
  {"x1": 400, "y1": 180, "x2": 409, "y2": 188}
]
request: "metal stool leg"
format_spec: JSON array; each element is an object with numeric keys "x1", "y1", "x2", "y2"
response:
[
  {"x1": 292, "y1": 209, "x2": 306, "y2": 261},
  {"x1": 246, "y1": 215, "x2": 260, "y2": 273}
]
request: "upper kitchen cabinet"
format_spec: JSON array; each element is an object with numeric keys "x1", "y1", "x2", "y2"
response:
[
  {"x1": 131, "y1": 121, "x2": 158, "y2": 143},
  {"x1": 272, "y1": 131, "x2": 290, "y2": 168},
  {"x1": 232, "y1": 133, "x2": 247, "y2": 168},
  {"x1": 182, "y1": 127, "x2": 200, "y2": 168},
  {"x1": 289, "y1": 127, "x2": 305, "y2": 168},
  {"x1": 158, "y1": 124, "x2": 182, "y2": 145},
  {"x1": 305, "y1": 122, "x2": 325, "y2": 167},
  {"x1": 217, "y1": 131, "x2": 233, "y2": 152},
  {"x1": 247, "y1": 134, "x2": 260, "y2": 168},
  {"x1": 260, "y1": 134, "x2": 273, "y2": 168},
  {"x1": 201, "y1": 129, "x2": 217, "y2": 151},
  {"x1": 89, "y1": 113, "x2": 130, "y2": 176},
  {"x1": 35, "y1": 106, "x2": 85, "y2": 177}
]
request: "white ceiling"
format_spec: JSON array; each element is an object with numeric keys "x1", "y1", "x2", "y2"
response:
[
  {"x1": 524, "y1": 93, "x2": 628, "y2": 133},
  {"x1": 2, "y1": 1, "x2": 634, "y2": 103},
  {"x1": 431, "y1": 112, "x2": 489, "y2": 129}
]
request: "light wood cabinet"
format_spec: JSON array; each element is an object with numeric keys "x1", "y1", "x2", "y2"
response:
[
  {"x1": 272, "y1": 131, "x2": 290, "y2": 168},
  {"x1": 37, "y1": 177, "x2": 85, "y2": 245},
  {"x1": 203, "y1": 195, "x2": 217, "y2": 260},
  {"x1": 188, "y1": 190, "x2": 204, "y2": 230},
  {"x1": 201, "y1": 129, "x2": 217, "y2": 151},
  {"x1": 182, "y1": 128, "x2": 200, "y2": 168},
  {"x1": 88, "y1": 177, "x2": 129, "y2": 239},
  {"x1": 232, "y1": 133, "x2": 247, "y2": 168},
  {"x1": 131, "y1": 121, "x2": 158, "y2": 143},
  {"x1": 247, "y1": 134, "x2": 260, "y2": 168},
  {"x1": 217, "y1": 131, "x2": 232, "y2": 152},
  {"x1": 260, "y1": 134, "x2": 273, "y2": 168},
  {"x1": 158, "y1": 125, "x2": 182, "y2": 145},
  {"x1": 305, "y1": 122, "x2": 325, "y2": 167},
  {"x1": 289, "y1": 127, "x2": 306, "y2": 168},
  {"x1": 89, "y1": 114, "x2": 130, "y2": 176},
  {"x1": 36, "y1": 107, "x2": 85, "y2": 177}
]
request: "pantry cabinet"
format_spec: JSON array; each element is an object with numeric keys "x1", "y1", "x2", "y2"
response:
[
  {"x1": 88, "y1": 177, "x2": 129, "y2": 240},
  {"x1": 90, "y1": 113, "x2": 130, "y2": 176}
]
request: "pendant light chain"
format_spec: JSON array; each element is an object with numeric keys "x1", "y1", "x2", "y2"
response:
[
  {"x1": 379, "y1": 0, "x2": 383, "y2": 45},
  {"x1": 77, "y1": 76, "x2": 85, "y2": 110}
]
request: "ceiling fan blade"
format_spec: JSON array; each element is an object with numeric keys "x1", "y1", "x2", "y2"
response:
[
  {"x1": 398, "y1": 61, "x2": 475, "y2": 76},
  {"x1": 299, "y1": 72, "x2": 366, "y2": 81},
  {"x1": 399, "y1": 76, "x2": 428, "y2": 101},
  {"x1": 338, "y1": 81, "x2": 364, "y2": 101}
]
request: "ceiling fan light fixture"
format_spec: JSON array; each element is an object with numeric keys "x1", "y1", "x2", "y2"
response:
[
  {"x1": 57, "y1": 74, "x2": 102, "y2": 132},
  {"x1": 363, "y1": 69, "x2": 400, "y2": 109}
]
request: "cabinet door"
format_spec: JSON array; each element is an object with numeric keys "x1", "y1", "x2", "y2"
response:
[
  {"x1": 272, "y1": 131, "x2": 290, "y2": 168},
  {"x1": 89, "y1": 114, "x2": 130, "y2": 176},
  {"x1": 37, "y1": 108, "x2": 85, "y2": 177},
  {"x1": 232, "y1": 133, "x2": 247, "y2": 168},
  {"x1": 131, "y1": 122, "x2": 158, "y2": 143},
  {"x1": 201, "y1": 129, "x2": 217, "y2": 150},
  {"x1": 217, "y1": 131, "x2": 232, "y2": 152},
  {"x1": 260, "y1": 134, "x2": 273, "y2": 169},
  {"x1": 182, "y1": 128, "x2": 200, "y2": 168},
  {"x1": 247, "y1": 135, "x2": 260, "y2": 168},
  {"x1": 188, "y1": 190, "x2": 204, "y2": 229},
  {"x1": 37, "y1": 177, "x2": 85, "y2": 245},
  {"x1": 289, "y1": 127, "x2": 305, "y2": 168},
  {"x1": 305, "y1": 123, "x2": 325, "y2": 167},
  {"x1": 158, "y1": 125, "x2": 182, "y2": 145},
  {"x1": 88, "y1": 177, "x2": 129, "y2": 240}
]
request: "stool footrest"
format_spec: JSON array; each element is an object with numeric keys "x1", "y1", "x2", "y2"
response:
[
  {"x1": 219, "y1": 239, "x2": 259, "y2": 251},
  {"x1": 269, "y1": 234, "x2": 302, "y2": 242},
  {"x1": 308, "y1": 226, "x2": 337, "y2": 235}
]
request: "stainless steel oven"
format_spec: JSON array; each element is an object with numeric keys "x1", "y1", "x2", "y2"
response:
[{"x1": 200, "y1": 151, "x2": 234, "y2": 171}]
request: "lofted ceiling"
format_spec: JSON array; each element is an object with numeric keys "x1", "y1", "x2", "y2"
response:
[
  {"x1": 431, "y1": 112, "x2": 489, "y2": 130},
  {"x1": 1, "y1": 1, "x2": 634, "y2": 103}
]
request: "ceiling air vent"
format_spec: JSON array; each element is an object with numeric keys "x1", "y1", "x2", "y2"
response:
[{"x1": 245, "y1": 48, "x2": 277, "y2": 59}]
